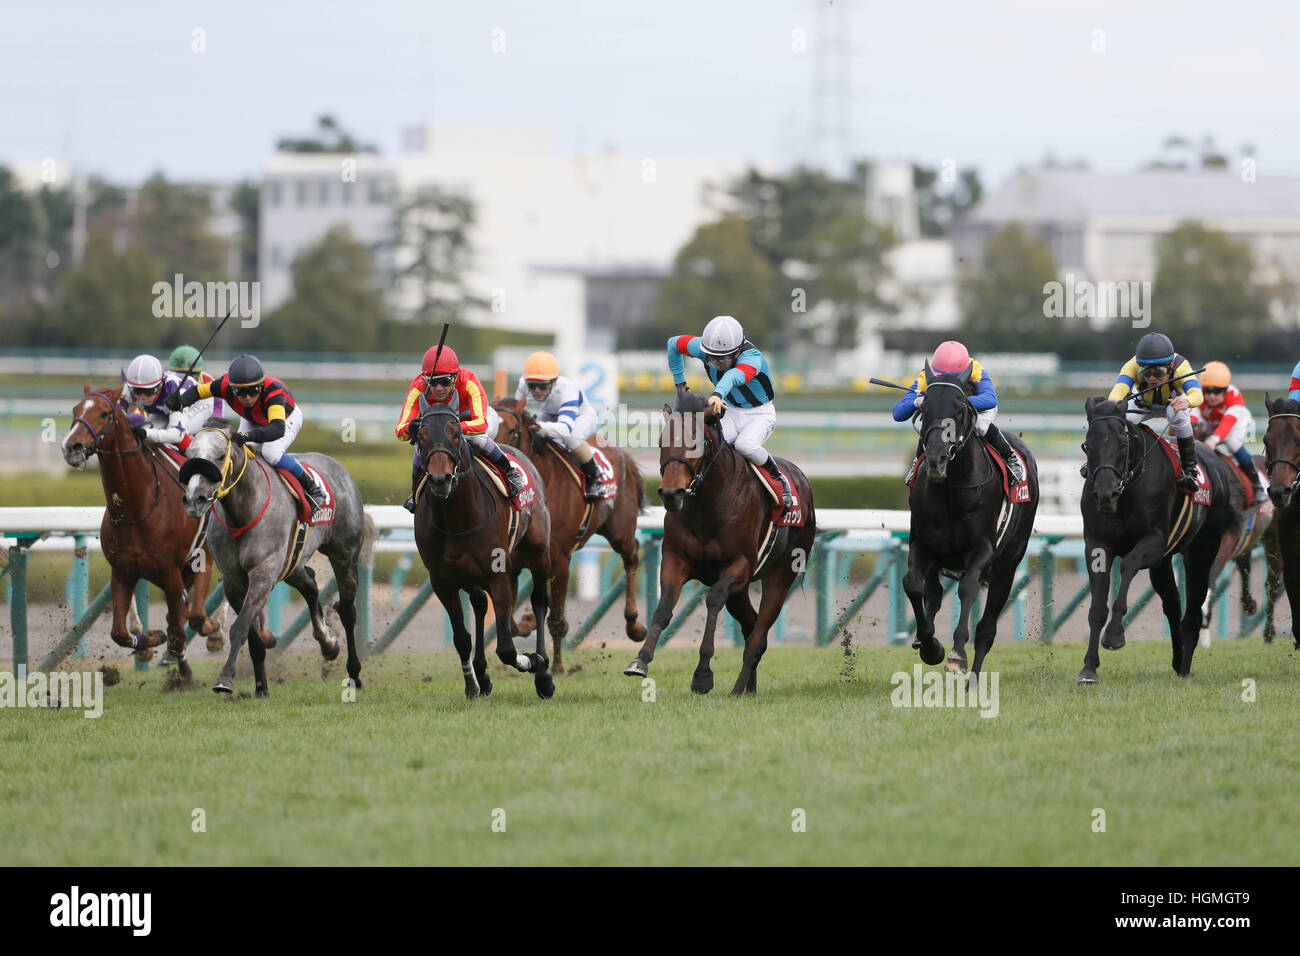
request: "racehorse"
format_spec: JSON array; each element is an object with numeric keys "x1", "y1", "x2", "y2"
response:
[
  {"x1": 1259, "y1": 395, "x2": 1300, "y2": 649},
  {"x1": 493, "y1": 397, "x2": 647, "y2": 672},
  {"x1": 412, "y1": 407, "x2": 556, "y2": 699},
  {"x1": 1078, "y1": 397, "x2": 1242, "y2": 681},
  {"x1": 61, "y1": 383, "x2": 222, "y2": 680},
  {"x1": 180, "y1": 419, "x2": 366, "y2": 696},
  {"x1": 623, "y1": 388, "x2": 815, "y2": 696},
  {"x1": 903, "y1": 369, "x2": 1039, "y2": 680}
]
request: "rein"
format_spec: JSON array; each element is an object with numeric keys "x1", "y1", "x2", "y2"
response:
[
  {"x1": 416, "y1": 410, "x2": 502, "y2": 537},
  {"x1": 660, "y1": 413, "x2": 737, "y2": 502},
  {"x1": 191, "y1": 427, "x2": 270, "y2": 538},
  {"x1": 917, "y1": 383, "x2": 993, "y2": 489},
  {"x1": 1085, "y1": 413, "x2": 1166, "y2": 496},
  {"x1": 74, "y1": 392, "x2": 168, "y2": 527}
]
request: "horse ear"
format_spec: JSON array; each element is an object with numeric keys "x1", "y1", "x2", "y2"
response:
[
  {"x1": 662, "y1": 403, "x2": 672, "y2": 418},
  {"x1": 1084, "y1": 395, "x2": 1104, "y2": 418},
  {"x1": 1264, "y1": 391, "x2": 1273, "y2": 415},
  {"x1": 923, "y1": 363, "x2": 937, "y2": 387}
]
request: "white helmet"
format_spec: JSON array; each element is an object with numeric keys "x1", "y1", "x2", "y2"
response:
[
  {"x1": 700, "y1": 315, "x2": 745, "y2": 356},
  {"x1": 125, "y1": 354, "x2": 164, "y2": 391}
]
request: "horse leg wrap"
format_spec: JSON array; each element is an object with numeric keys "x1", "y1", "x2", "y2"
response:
[{"x1": 515, "y1": 653, "x2": 532, "y2": 671}]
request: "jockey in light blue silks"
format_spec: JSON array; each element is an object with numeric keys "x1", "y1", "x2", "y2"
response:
[
  {"x1": 123, "y1": 354, "x2": 213, "y2": 453},
  {"x1": 666, "y1": 314, "x2": 794, "y2": 511}
]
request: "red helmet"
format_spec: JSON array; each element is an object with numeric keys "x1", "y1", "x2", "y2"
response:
[
  {"x1": 931, "y1": 340, "x2": 971, "y2": 374},
  {"x1": 421, "y1": 345, "x2": 460, "y2": 376}
]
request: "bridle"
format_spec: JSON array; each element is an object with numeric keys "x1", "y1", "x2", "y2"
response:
[
  {"x1": 413, "y1": 408, "x2": 505, "y2": 536},
  {"x1": 1264, "y1": 412, "x2": 1300, "y2": 490},
  {"x1": 660, "y1": 408, "x2": 736, "y2": 500},
  {"x1": 72, "y1": 391, "x2": 171, "y2": 527},
  {"x1": 917, "y1": 381, "x2": 994, "y2": 489},
  {"x1": 185, "y1": 426, "x2": 270, "y2": 538},
  {"x1": 494, "y1": 401, "x2": 526, "y2": 449},
  {"x1": 1084, "y1": 410, "x2": 1160, "y2": 496}
]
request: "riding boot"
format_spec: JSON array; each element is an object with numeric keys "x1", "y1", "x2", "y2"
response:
[
  {"x1": 404, "y1": 454, "x2": 421, "y2": 514},
  {"x1": 579, "y1": 456, "x2": 606, "y2": 502},
  {"x1": 1234, "y1": 445, "x2": 1264, "y2": 507},
  {"x1": 1176, "y1": 435, "x2": 1200, "y2": 492},
  {"x1": 762, "y1": 455, "x2": 795, "y2": 511},
  {"x1": 483, "y1": 440, "x2": 526, "y2": 502},
  {"x1": 984, "y1": 424, "x2": 1024, "y2": 484},
  {"x1": 280, "y1": 453, "x2": 324, "y2": 507}
]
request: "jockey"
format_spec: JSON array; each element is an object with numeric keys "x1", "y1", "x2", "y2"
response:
[
  {"x1": 166, "y1": 353, "x2": 327, "y2": 507},
  {"x1": 168, "y1": 345, "x2": 224, "y2": 419},
  {"x1": 1288, "y1": 359, "x2": 1300, "y2": 400},
  {"x1": 667, "y1": 314, "x2": 793, "y2": 511},
  {"x1": 1192, "y1": 361, "x2": 1263, "y2": 504},
  {"x1": 395, "y1": 344, "x2": 521, "y2": 514},
  {"x1": 892, "y1": 340, "x2": 1025, "y2": 483},
  {"x1": 123, "y1": 354, "x2": 211, "y2": 453},
  {"x1": 514, "y1": 351, "x2": 609, "y2": 502},
  {"x1": 1106, "y1": 331, "x2": 1202, "y2": 493}
]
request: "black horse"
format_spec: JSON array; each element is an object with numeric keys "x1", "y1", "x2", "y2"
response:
[
  {"x1": 1078, "y1": 397, "x2": 1241, "y2": 681},
  {"x1": 1260, "y1": 395, "x2": 1300, "y2": 649},
  {"x1": 903, "y1": 370, "x2": 1039, "y2": 680}
]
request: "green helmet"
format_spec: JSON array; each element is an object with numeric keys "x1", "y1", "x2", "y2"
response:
[{"x1": 168, "y1": 345, "x2": 202, "y2": 373}]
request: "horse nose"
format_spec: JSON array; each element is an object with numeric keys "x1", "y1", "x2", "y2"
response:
[
  {"x1": 1268, "y1": 485, "x2": 1290, "y2": 509},
  {"x1": 658, "y1": 487, "x2": 684, "y2": 511}
]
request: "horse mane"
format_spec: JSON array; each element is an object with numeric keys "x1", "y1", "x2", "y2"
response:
[
  {"x1": 1269, "y1": 397, "x2": 1300, "y2": 416},
  {"x1": 674, "y1": 390, "x2": 711, "y2": 414},
  {"x1": 198, "y1": 416, "x2": 230, "y2": 432}
]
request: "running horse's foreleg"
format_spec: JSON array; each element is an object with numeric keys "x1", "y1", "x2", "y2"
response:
[
  {"x1": 731, "y1": 556, "x2": 797, "y2": 697},
  {"x1": 903, "y1": 548, "x2": 945, "y2": 666},
  {"x1": 623, "y1": 548, "x2": 690, "y2": 679},
  {"x1": 693, "y1": 559, "x2": 749, "y2": 695},
  {"x1": 947, "y1": 542, "x2": 994, "y2": 676},
  {"x1": 288, "y1": 564, "x2": 339, "y2": 662},
  {"x1": 217, "y1": 566, "x2": 276, "y2": 696},
  {"x1": 437, "y1": 583, "x2": 479, "y2": 699},
  {"x1": 110, "y1": 571, "x2": 164, "y2": 660},
  {"x1": 161, "y1": 568, "x2": 193, "y2": 683},
  {"x1": 1102, "y1": 530, "x2": 1166, "y2": 651},
  {"x1": 528, "y1": 562, "x2": 555, "y2": 699},
  {"x1": 469, "y1": 587, "x2": 492, "y2": 696},
  {"x1": 603, "y1": 503, "x2": 646, "y2": 643},
  {"x1": 326, "y1": 550, "x2": 363, "y2": 692},
  {"x1": 1078, "y1": 537, "x2": 1114, "y2": 684},
  {"x1": 1177, "y1": 532, "x2": 1220, "y2": 677},
  {"x1": 970, "y1": 558, "x2": 1017, "y2": 681},
  {"x1": 1148, "y1": 557, "x2": 1184, "y2": 673},
  {"x1": 544, "y1": 543, "x2": 571, "y2": 675},
  {"x1": 490, "y1": 573, "x2": 536, "y2": 674}
]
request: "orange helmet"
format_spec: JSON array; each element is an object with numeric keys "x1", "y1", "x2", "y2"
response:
[
  {"x1": 422, "y1": 345, "x2": 459, "y2": 376},
  {"x1": 1200, "y1": 361, "x2": 1231, "y2": 389},
  {"x1": 523, "y1": 351, "x2": 560, "y2": 381}
]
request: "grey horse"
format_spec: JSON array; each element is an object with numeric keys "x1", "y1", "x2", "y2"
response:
[{"x1": 179, "y1": 419, "x2": 366, "y2": 696}]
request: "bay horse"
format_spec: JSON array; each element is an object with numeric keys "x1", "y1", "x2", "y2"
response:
[
  {"x1": 904, "y1": 369, "x2": 1039, "y2": 681},
  {"x1": 1078, "y1": 397, "x2": 1241, "y2": 681},
  {"x1": 623, "y1": 389, "x2": 815, "y2": 696},
  {"x1": 413, "y1": 407, "x2": 556, "y2": 699},
  {"x1": 181, "y1": 420, "x2": 366, "y2": 696},
  {"x1": 61, "y1": 383, "x2": 221, "y2": 680},
  {"x1": 1259, "y1": 395, "x2": 1300, "y2": 649},
  {"x1": 493, "y1": 397, "x2": 647, "y2": 672}
]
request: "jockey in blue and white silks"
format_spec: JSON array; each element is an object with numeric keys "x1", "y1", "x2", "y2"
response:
[
  {"x1": 515, "y1": 350, "x2": 609, "y2": 501},
  {"x1": 666, "y1": 314, "x2": 792, "y2": 510},
  {"x1": 124, "y1": 354, "x2": 213, "y2": 453}
]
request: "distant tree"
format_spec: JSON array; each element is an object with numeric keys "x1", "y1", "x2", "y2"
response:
[
  {"x1": 641, "y1": 214, "x2": 775, "y2": 349},
  {"x1": 54, "y1": 233, "x2": 169, "y2": 349},
  {"x1": 276, "y1": 114, "x2": 378, "y2": 154},
  {"x1": 959, "y1": 224, "x2": 1063, "y2": 351},
  {"x1": 1152, "y1": 223, "x2": 1268, "y2": 361},
  {"x1": 913, "y1": 164, "x2": 984, "y2": 237},
  {"x1": 380, "y1": 185, "x2": 485, "y2": 324},
  {"x1": 230, "y1": 180, "x2": 259, "y2": 280},
  {"x1": 135, "y1": 173, "x2": 226, "y2": 280}
]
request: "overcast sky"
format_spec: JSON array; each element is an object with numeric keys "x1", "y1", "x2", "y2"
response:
[{"x1": 3, "y1": 0, "x2": 1298, "y2": 190}]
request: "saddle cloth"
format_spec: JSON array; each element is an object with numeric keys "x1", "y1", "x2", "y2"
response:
[
  {"x1": 472, "y1": 449, "x2": 537, "y2": 512},
  {"x1": 747, "y1": 460, "x2": 806, "y2": 527},
  {"x1": 1152, "y1": 434, "x2": 1212, "y2": 506},
  {"x1": 548, "y1": 442, "x2": 618, "y2": 501},
  {"x1": 275, "y1": 464, "x2": 336, "y2": 525}
]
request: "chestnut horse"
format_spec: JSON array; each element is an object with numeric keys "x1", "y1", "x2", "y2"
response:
[
  {"x1": 623, "y1": 389, "x2": 815, "y2": 696},
  {"x1": 1259, "y1": 396, "x2": 1300, "y2": 648},
  {"x1": 61, "y1": 383, "x2": 220, "y2": 681},
  {"x1": 413, "y1": 407, "x2": 557, "y2": 699},
  {"x1": 493, "y1": 397, "x2": 647, "y2": 672}
]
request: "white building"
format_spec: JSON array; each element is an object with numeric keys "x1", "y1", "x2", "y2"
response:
[{"x1": 259, "y1": 125, "x2": 750, "y2": 364}]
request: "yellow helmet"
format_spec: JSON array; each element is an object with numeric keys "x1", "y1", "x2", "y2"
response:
[
  {"x1": 1201, "y1": 361, "x2": 1231, "y2": 389},
  {"x1": 523, "y1": 351, "x2": 560, "y2": 381}
]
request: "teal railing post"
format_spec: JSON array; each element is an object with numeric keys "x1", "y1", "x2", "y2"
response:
[
  {"x1": 814, "y1": 537, "x2": 835, "y2": 645},
  {"x1": 357, "y1": 551, "x2": 373, "y2": 658},
  {"x1": 642, "y1": 534, "x2": 661, "y2": 618},
  {"x1": 1040, "y1": 542, "x2": 1056, "y2": 644},
  {"x1": 888, "y1": 539, "x2": 907, "y2": 645},
  {"x1": 390, "y1": 554, "x2": 412, "y2": 607},
  {"x1": 8, "y1": 538, "x2": 32, "y2": 672},
  {"x1": 71, "y1": 534, "x2": 90, "y2": 657}
]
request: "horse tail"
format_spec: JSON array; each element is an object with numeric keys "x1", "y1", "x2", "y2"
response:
[{"x1": 627, "y1": 454, "x2": 648, "y2": 515}]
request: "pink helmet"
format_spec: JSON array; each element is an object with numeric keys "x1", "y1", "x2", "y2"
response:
[{"x1": 931, "y1": 340, "x2": 971, "y2": 374}]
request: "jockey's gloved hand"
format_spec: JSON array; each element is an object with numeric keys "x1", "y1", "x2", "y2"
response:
[
  {"x1": 131, "y1": 425, "x2": 148, "y2": 443},
  {"x1": 914, "y1": 394, "x2": 925, "y2": 408},
  {"x1": 163, "y1": 392, "x2": 183, "y2": 412},
  {"x1": 230, "y1": 432, "x2": 249, "y2": 447},
  {"x1": 407, "y1": 433, "x2": 419, "y2": 445},
  {"x1": 676, "y1": 381, "x2": 689, "y2": 393}
]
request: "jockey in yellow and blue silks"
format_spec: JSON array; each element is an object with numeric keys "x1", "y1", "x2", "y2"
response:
[
  {"x1": 666, "y1": 314, "x2": 794, "y2": 510},
  {"x1": 892, "y1": 340, "x2": 1024, "y2": 483},
  {"x1": 1106, "y1": 331, "x2": 1202, "y2": 493}
]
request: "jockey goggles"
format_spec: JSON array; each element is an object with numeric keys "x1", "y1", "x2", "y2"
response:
[
  {"x1": 525, "y1": 379, "x2": 554, "y2": 395},
  {"x1": 705, "y1": 352, "x2": 737, "y2": 369},
  {"x1": 424, "y1": 373, "x2": 455, "y2": 389},
  {"x1": 133, "y1": 383, "x2": 161, "y2": 397},
  {"x1": 232, "y1": 384, "x2": 262, "y2": 399}
]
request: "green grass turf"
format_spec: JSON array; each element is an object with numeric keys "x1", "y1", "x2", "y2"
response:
[{"x1": 2, "y1": 639, "x2": 1297, "y2": 866}]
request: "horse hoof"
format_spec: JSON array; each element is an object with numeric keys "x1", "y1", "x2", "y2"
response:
[
  {"x1": 944, "y1": 655, "x2": 967, "y2": 675},
  {"x1": 691, "y1": 673, "x2": 714, "y2": 694},
  {"x1": 206, "y1": 635, "x2": 225, "y2": 653},
  {"x1": 158, "y1": 649, "x2": 178, "y2": 668},
  {"x1": 1076, "y1": 670, "x2": 1099, "y2": 684},
  {"x1": 212, "y1": 676, "x2": 234, "y2": 694},
  {"x1": 535, "y1": 673, "x2": 556, "y2": 699},
  {"x1": 464, "y1": 683, "x2": 480, "y2": 700},
  {"x1": 478, "y1": 673, "x2": 493, "y2": 696},
  {"x1": 517, "y1": 613, "x2": 537, "y2": 636},
  {"x1": 255, "y1": 686, "x2": 269, "y2": 699},
  {"x1": 624, "y1": 659, "x2": 648, "y2": 678},
  {"x1": 320, "y1": 640, "x2": 340, "y2": 662},
  {"x1": 200, "y1": 618, "x2": 221, "y2": 637},
  {"x1": 627, "y1": 621, "x2": 647, "y2": 642},
  {"x1": 1242, "y1": 597, "x2": 1258, "y2": 615},
  {"x1": 134, "y1": 645, "x2": 155, "y2": 663},
  {"x1": 917, "y1": 640, "x2": 946, "y2": 666},
  {"x1": 260, "y1": 628, "x2": 279, "y2": 651},
  {"x1": 1101, "y1": 632, "x2": 1125, "y2": 651}
]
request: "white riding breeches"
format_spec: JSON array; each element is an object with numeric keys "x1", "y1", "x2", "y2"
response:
[
  {"x1": 720, "y1": 402, "x2": 776, "y2": 465},
  {"x1": 538, "y1": 407, "x2": 598, "y2": 451},
  {"x1": 974, "y1": 406, "x2": 997, "y2": 436},
  {"x1": 1127, "y1": 403, "x2": 1193, "y2": 439},
  {"x1": 240, "y1": 405, "x2": 303, "y2": 465},
  {"x1": 1192, "y1": 407, "x2": 1253, "y2": 452},
  {"x1": 464, "y1": 405, "x2": 502, "y2": 447}
]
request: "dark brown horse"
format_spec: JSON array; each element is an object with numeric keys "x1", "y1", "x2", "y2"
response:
[
  {"x1": 493, "y1": 397, "x2": 647, "y2": 672},
  {"x1": 1259, "y1": 396, "x2": 1300, "y2": 648},
  {"x1": 623, "y1": 389, "x2": 815, "y2": 696},
  {"x1": 61, "y1": 383, "x2": 220, "y2": 681},
  {"x1": 413, "y1": 407, "x2": 557, "y2": 699}
]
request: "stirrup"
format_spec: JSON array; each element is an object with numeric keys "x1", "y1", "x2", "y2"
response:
[{"x1": 1006, "y1": 454, "x2": 1024, "y2": 484}]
